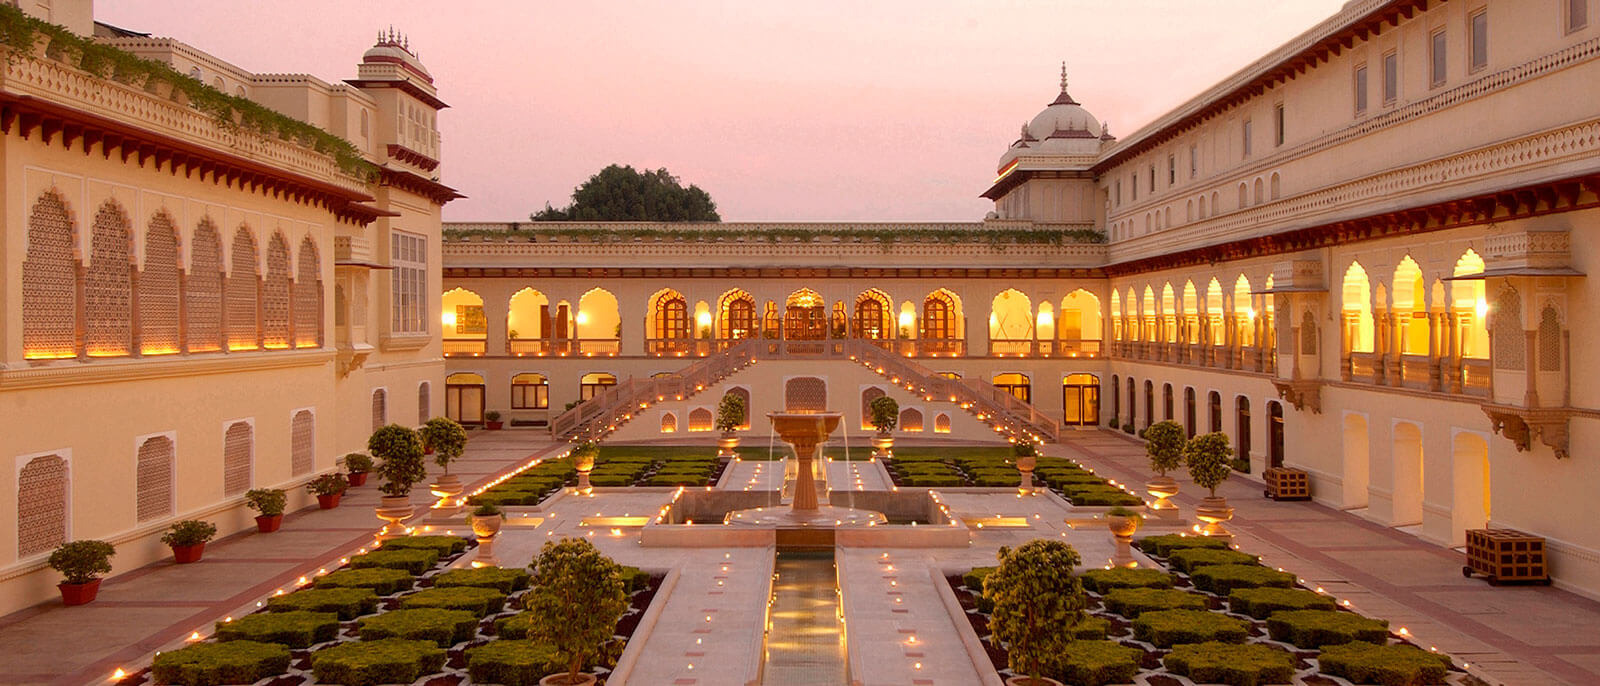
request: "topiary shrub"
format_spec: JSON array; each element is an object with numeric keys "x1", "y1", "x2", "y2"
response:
[
  {"x1": 310, "y1": 638, "x2": 447, "y2": 686},
  {"x1": 1080, "y1": 568, "x2": 1175, "y2": 594},
  {"x1": 349, "y1": 548, "x2": 439, "y2": 576},
  {"x1": 1190, "y1": 564, "x2": 1295, "y2": 595},
  {"x1": 420, "y1": 417, "x2": 468, "y2": 474},
  {"x1": 494, "y1": 612, "x2": 538, "y2": 640},
  {"x1": 1317, "y1": 642, "x2": 1453, "y2": 686},
  {"x1": 868, "y1": 395, "x2": 899, "y2": 433},
  {"x1": 369, "y1": 424, "x2": 427, "y2": 497},
  {"x1": 151, "y1": 640, "x2": 291, "y2": 686},
  {"x1": 1132, "y1": 609, "x2": 1249, "y2": 648},
  {"x1": 1266, "y1": 609, "x2": 1389, "y2": 648},
  {"x1": 433, "y1": 566, "x2": 532, "y2": 594},
  {"x1": 398, "y1": 586, "x2": 507, "y2": 617},
  {"x1": 1102, "y1": 587, "x2": 1208, "y2": 618},
  {"x1": 1070, "y1": 615, "x2": 1111, "y2": 640},
  {"x1": 1167, "y1": 547, "x2": 1261, "y2": 573},
  {"x1": 1163, "y1": 641, "x2": 1296, "y2": 686},
  {"x1": 524, "y1": 537, "x2": 630, "y2": 684},
  {"x1": 1185, "y1": 431, "x2": 1236, "y2": 497},
  {"x1": 314, "y1": 568, "x2": 414, "y2": 595},
  {"x1": 1143, "y1": 420, "x2": 1185, "y2": 476},
  {"x1": 983, "y1": 539, "x2": 1086, "y2": 683},
  {"x1": 1228, "y1": 587, "x2": 1338, "y2": 619},
  {"x1": 358, "y1": 608, "x2": 479, "y2": 648},
  {"x1": 467, "y1": 640, "x2": 564, "y2": 686},
  {"x1": 1135, "y1": 534, "x2": 1231, "y2": 558},
  {"x1": 48, "y1": 539, "x2": 115, "y2": 585},
  {"x1": 380, "y1": 535, "x2": 469, "y2": 557},
  {"x1": 213, "y1": 611, "x2": 338, "y2": 648},
  {"x1": 266, "y1": 588, "x2": 379, "y2": 620},
  {"x1": 715, "y1": 392, "x2": 746, "y2": 433},
  {"x1": 1045, "y1": 640, "x2": 1142, "y2": 686}
]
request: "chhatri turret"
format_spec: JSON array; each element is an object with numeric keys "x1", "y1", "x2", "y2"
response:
[{"x1": 982, "y1": 63, "x2": 1111, "y2": 227}]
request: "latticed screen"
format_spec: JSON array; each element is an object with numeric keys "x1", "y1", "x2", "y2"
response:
[
  {"x1": 291, "y1": 411, "x2": 315, "y2": 476},
  {"x1": 1538, "y1": 306, "x2": 1562, "y2": 371},
  {"x1": 1300, "y1": 311, "x2": 1318, "y2": 355},
  {"x1": 785, "y1": 377, "x2": 827, "y2": 412},
  {"x1": 140, "y1": 215, "x2": 181, "y2": 355},
  {"x1": 17, "y1": 455, "x2": 67, "y2": 557},
  {"x1": 262, "y1": 234, "x2": 292, "y2": 349},
  {"x1": 860, "y1": 387, "x2": 885, "y2": 429},
  {"x1": 390, "y1": 231, "x2": 427, "y2": 334},
  {"x1": 372, "y1": 389, "x2": 387, "y2": 431},
  {"x1": 227, "y1": 227, "x2": 260, "y2": 350},
  {"x1": 187, "y1": 222, "x2": 224, "y2": 352},
  {"x1": 295, "y1": 236, "x2": 321, "y2": 347},
  {"x1": 1493, "y1": 288, "x2": 1524, "y2": 370},
  {"x1": 661, "y1": 413, "x2": 677, "y2": 432},
  {"x1": 23, "y1": 192, "x2": 77, "y2": 359},
  {"x1": 688, "y1": 408, "x2": 713, "y2": 431},
  {"x1": 223, "y1": 422, "x2": 253, "y2": 496},
  {"x1": 85, "y1": 202, "x2": 132, "y2": 357},
  {"x1": 934, "y1": 413, "x2": 952, "y2": 433},
  {"x1": 418, "y1": 383, "x2": 431, "y2": 424},
  {"x1": 899, "y1": 408, "x2": 924, "y2": 432},
  {"x1": 136, "y1": 436, "x2": 174, "y2": 521}
]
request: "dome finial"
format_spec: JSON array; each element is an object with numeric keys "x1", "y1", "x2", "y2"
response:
[{"x1": 1060, "y1": 61, "x2": 1068, "y2": 93}]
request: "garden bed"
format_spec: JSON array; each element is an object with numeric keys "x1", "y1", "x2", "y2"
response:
[
  {"x1": 115, "y1": 536, "x2": 664, "y2": 686},
  {"x1": 881, "y1": 451, "x2": 1141, "y2": 506},
  {"x1": 467, "y1": 446, "x2": 733, "y2": 506}
]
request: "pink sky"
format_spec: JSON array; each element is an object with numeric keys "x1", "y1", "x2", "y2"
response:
[{"x1": 98, "y1": 1, "x2": 1345, "y2": 222}]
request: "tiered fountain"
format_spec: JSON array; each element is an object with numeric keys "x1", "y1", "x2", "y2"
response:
[{"x1": 724, "y1": 411, "x2": 887, "y2": 528}]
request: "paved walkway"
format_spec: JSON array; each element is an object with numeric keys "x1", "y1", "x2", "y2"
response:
[
  {"x1": 1052, "y1": 429, "x2": 1600, "y2": 686},
  {"x1": 0, "y1": 429, "x2": 561, "y2": 686}
]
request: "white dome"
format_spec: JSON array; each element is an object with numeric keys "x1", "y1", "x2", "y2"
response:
[
  {"x1": 363, "y1": 32, "x2": 431, "y2": 78},
  {"x1": 996, "y1": 70, "x2": 1105, "y2": 170}
]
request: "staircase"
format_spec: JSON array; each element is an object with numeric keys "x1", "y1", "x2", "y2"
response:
[
  {"x1": 841, "y1": 340, "x2": 1061, "y2": 443},
  {"x1": 550, "y1": 340, "x2": 760, "y2": 441}
]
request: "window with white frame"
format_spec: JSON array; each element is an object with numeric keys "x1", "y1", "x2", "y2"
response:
[
  {"x1": 1354, "y1": 64, "x2": 1369, "y2": 113},
  {"x1": 1469, "y1": 10, "x2": 1488, "y2": 71},
  {"x1": 1568, "y1": 0, "x2": 1588, "y2": 33},
  {"x1": 390, "y1": 231, "x2": 427, "y2": 334},
  {"x1": 1242, "y1": 119, "x2": 1253, "y2": 158},
  {"x1": 1430, "y1": 29, "x2": 1447, "y2": 87},
  {"x1": 1383, "y1": 51, "x2": 1399, "y2": 104}
]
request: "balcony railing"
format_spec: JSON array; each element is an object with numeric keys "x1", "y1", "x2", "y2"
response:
[{"x1": 443, "y1": 338, "x2": 486, "y2": 356}]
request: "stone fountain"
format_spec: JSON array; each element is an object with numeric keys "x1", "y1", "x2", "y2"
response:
[{"x1": 723, "y1": 411, "x2": 886, "y2": 527}]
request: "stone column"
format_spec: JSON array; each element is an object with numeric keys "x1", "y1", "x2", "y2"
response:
[
  {"x1": 1446, "y1": 312, "x2": 1462, "y2": 393},
  {"x1": 482, "y1": 283, "x2": 510, "y2": 356},
  {"x1": 618, "y1": 288, "x2": 646, "y2": 357}
]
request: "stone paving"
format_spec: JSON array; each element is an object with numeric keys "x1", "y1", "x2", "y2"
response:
[{"x1": 1052, "y1": 428, "x2": 1600, "y2": 686}]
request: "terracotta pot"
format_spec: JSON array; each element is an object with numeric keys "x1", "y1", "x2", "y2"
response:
[
  {"x1": 717, "y1": 432, "x2": 739, "y2": 458},
  {"x1": 1005, "y1": 676, "x2": 1064, "y2": 686},
  {"x1": 171, "y1": 543, "x2": 206, "y2": 564},
  {"x1": 424, "y1": 446, "x2": 435, "y2": 455},
  {"x1": 1107, "y1": 514, "x2": 1141, "y2": 538},
  {"x1": 58, "y1": 580, "x2": 101, "y2": 606},
  {"x1": 255, "y1": 514, "x2": 283, "y2": 533},
  {"x1": 1145, "y1": 474, "x2": 1180, "y2": 515},
  {"x1": 471, "y1": 514, "x2": 503, "y2": 539},
  {"x1": 872, "y1": 432, "x2": 894, "y2": 459},
  {"x1": 485, "y1": 421, "x2": 504, "y2": 430},
  {"x1": 1195, "y1": 495, "x2": 1236, "y2": 537},
  {"x1": 430, "y1": 474, "x2": 464, "y2": 500},
  {"x1": 347, "y1": 471, "x2": 369, "y2": 487},
  {"x1": 317, "y1": 493, "x2": 342, "y2": 509},
  {"x1": 376, "y1": 495, "x2": 416, "y2": 536},
  {"x1": 538, "y1": 673, "x2": 597, "y2": 686}
]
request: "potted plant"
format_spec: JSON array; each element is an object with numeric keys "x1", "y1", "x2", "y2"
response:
[
  {"x1": 421, "y1": 417, "x2": 469, "y2": 501},
  {"x1": 570, "y1": 440, "x2": 599, "y2": 494},
  {"x1": 343, "y1": 453, "x2": 374, "y2": 487},
  {"x1": 370, "y1": 424, "x2": 427, "y2": 536},
  {"x1": 1185, "y1": 431, "x2": 1237, "y2": 537},
  {"x1": 868, "y1": 395, "x2": 899, "y2": 459},
  {"x1": 161, "y1": 520, "x2": 217, "y2": 564},
  {"x1": 245, "y1": 488, "x2": 287, "y2": 533},
  {"x1": 1142, "y1": 420, "x2": 1186, "y2": 515},
  {"x1": 524, "y1": 538, "x2": 629, "y2": 685},
  {"x1": 48, "y1": 540, "x2": 115, "y2": 605},
  {"x1": 984, "y1": 539, "x2": 1085, "y2": 686},
  {"x1": 484, "y1": 410, "x2": 504, "y2": 430},
  {"x1": 714, "y1": 393, "x2": 746, "y2": 458},
  {"x1": 306, "y1": 473, "x2": 350, "y2": 509},
  {"x1": 470, "y1": 503, "x2": 503, "y2": 566},
  {"x1": 1013, "y1": 439, "x2": 1038, "y2": 491}
]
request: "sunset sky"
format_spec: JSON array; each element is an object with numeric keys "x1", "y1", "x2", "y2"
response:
[{"x1": 98, "y1": 1, "x2": 1346, "y2": 222}]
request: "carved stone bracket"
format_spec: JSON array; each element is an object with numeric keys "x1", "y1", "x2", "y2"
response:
[
  {"x1": 337, "y1": 344, "x2": 372, "y2": 378},
  {"x1": 1270, "y1": 379, "x2": 1322, "y2": 414},
  {"x1": 1482, "y1": 403, "x2": 1571, "y2": 459}
]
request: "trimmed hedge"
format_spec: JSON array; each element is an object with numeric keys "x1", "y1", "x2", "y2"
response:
[
  {"x1": 151, "y1": 640, "x2": 291, "y2": 686},
  {"x1": 266, "y1": 588, "x2": 378, "y2": 620},
  {"x1": 314, "y1": 568, "x2": 415, "y2": 595},
  {"x1": 1168, "y1": 547, "x2": 1261, "y2": 573},
  {"x1": 358, "y1": 608, "x2": 479, "y2": 647},
  {"x1": 379, "y1": 535, "x2": 469, "y2": 557},
  {"x1": 1071, "y1": 615, "x2": 1111, "y2": 640},
  {"x1": 1318, "y1": 642, "x2": 1453, "y2": 685},
  {"x1": 588, "y1": 473, "x2": 635, "y2": 487},
  {"x1": 494, "y1": 611, "x2": 536, "y2": 640},
  {"x1": 963, "y1": 566, "x2": 996, "y2": 591},
  {"x1": 1066, "y1": 488, "x2": 1145, "y2": 506},
  {"x1": 433, "y1": 566, "x2": 532, "y2": 594},
  {"x1": 1228, "y1": 587, "x2": 1338, "y2": 619},
  {"x1": 1047, "y1": 640, "x2": 1143, "y2": 686},
  {"x1": 1081, "y1": 567, "x2": 1175, "y2": 594},
  {"x1": 213, "y1": 611, "x2": 338, "y2": 648},
  {"x1": 349, "y1": 548, "x2": 439, "y2": 576},
  {"x1": 1190, "y1": 564, "x2": 1296, "y2": 595},
  {"x1": 1266, "y1": 609, "x2": 1389, "y2": 648},
  {"x1": 972, "y1": 473, "x2": 1022, "y2": 487},
  {"x1": 310, "y1": 638, "x2": 447, "y2": 686},
  {"x1": 1132, "y1": 609, "x2": 1250, "y2": 648},
  {"x1": 902, "y1": 474, "x2": 965, "y2": 487},
  {"x1": 643, "y1": 474, "x2": 709, "y2": 487},
  {"x1": 618, "y1": 565, "x2": 652, "y2": 593},
  {"x1": 1136, "y1": 534, "x2": 1232, "y2": 557},
  {"x1": 1103, "y1": 587, "x2": 1208, "y2": 618},
  {"x1": 466, "y1": 640, "x2": 565, "y2": 686},
  {"x1": 398, "y1": 586, "x2": 507, "y2": 617},
  {"x1": 1164, "y1": 641, "x2": 1296, "y2": 686}
]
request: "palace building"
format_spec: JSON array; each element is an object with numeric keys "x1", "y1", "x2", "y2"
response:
[
  {"x1": 443, "y1": 0, "x2": 1600, "y2": 596},
  {"x1": 0, "y1": 0, "x2": 456, "y2": 613}
]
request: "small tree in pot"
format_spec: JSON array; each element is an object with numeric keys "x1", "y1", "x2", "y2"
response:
[
  {"x1": 714, "y1": 393, "x2": 746, "y2": 458},
  {"x1": 570, "y1": 440, "x2": 599, "y2": 494},
  {"x1": 245, "y1": 488, "x2": 287, "y2": 533},
  {"x1": 161, "y1": 520, "x2": 217, "y2": 564},
  {"x1": 369, "y1": 424, "x2": 427, "y2": 536},
  {"x1": 421, "y1": 417, "x2": 469, "y2": 503},
  {"x1": 868, "y1": 395, "x2": 899, "y2": 459},
  {"x1": 484, "y1": 410, "x2": 504, "y2": 430},
  {"x1": 1185, "y1": 431, "x2": 1237, "y2": 537},
  {"x1": 306, "y1": 473, "x2": 350, "y2": 509},
  {"x1": 1142, "y1": 420, "x2": 1186, "y2": 515},
  {"x1": 984, "y1": 539, "x2": 1086, "y2": 686},
  {"x1": 525, "y1": 538, "x2": 629, "y2": 685},
  {"x1": 343, "y1": 453, "x2": 374, "y2": 487},
  {"x1": 48, "y1": 540, "x2": 115, "y2": 605}
]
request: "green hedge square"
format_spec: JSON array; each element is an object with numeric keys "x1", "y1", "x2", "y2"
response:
[
  {"x1": 904, "y1": 474, "x2": 965, "y2": 487},
  {"x1": 1081, "y1": 568, "x2": 1175, "y2": 594},
  {"x1": 1135, "y1": 534, "x2": 1231, "y2": 557},
  {"x1": 1132, "y1": 609, "x2": 1250, "y2": 648},
  {"x1": 151, "y1": 640, "x2": 291, "y2": 686},
  {"x1": 1167, "y1": 547, "x2": 1261, "y2": 573},
  {"x1": 1266, "y1": 609, "x2": 1389, "y2": 648},
  {"x1": 310, "y1": 638, "x2": 447, "y2": 686},
  {"x1": 1190, "y1": 564, "x2": 1295, "y2": 595},
  {"x1": 214, "y1": 611, "x2": 338, "y2": 648},
  {"x1": 380, "y1": 535, "x2": 469, "y2": 557},
  {"x1": 494, "y1": 611, "x2": 536, "y2": 640},
  {"x1": 350, "y1": 548, "x2": 439, "y2": 576},
  {"x1": 644, "y1": 474, "x2": 709, "y2": 487},
  {"x1": 1228, "y1": 587, "x2": 1338, "y2": 619},
  {"x1": 314, "y1": 568, "x2": 415, "y2": 596},
  {"x1": 1317, "y1": 642, "x2": 1453, "y2": 685},
  {"x1": 618, "y1": 565, "x2": 652, "y2": 593},
  {"x1": 466, "y1": 640, "x2": 565, "y2": 686},
  {"x1": 972, "y1": 473, "x2": 1022, "y2": 487},
  {"x1": 1067, "y1": 488, "x2": 1145, "y2": 506},
  {"x1": 358, "y1": 608, "x2": 480, "y2": 648},
  {"x1": 588, "y1": 473, "x2": 635, "y2": 487},
  {"x1": 1163, "y1": 641, "x2": 1296, "y2": 686},
  {"x1": 266, "y1": 588, "x2": 379, "y2": 620},
  {"x1": 433, "y1": 566, "x2": 532, "y2": 594},
  {"x1": 398, "y1": 586, "x2": 507, "y2": 617},
  {"x1": 1103, "y1": 587, "x2": 1208, "y2": 618},
  {"x1": 1046, "y1": 640, "x2": 1143, "y2": 686}
]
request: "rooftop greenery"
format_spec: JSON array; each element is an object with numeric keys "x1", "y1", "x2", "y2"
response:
[{"x1": 443, "y1": 224, "x2": 1105, "y2": 247}]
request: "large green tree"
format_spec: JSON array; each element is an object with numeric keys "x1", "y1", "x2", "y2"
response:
[{"x1": 532, "y1": 164, "x2": 720, "y2": 222}]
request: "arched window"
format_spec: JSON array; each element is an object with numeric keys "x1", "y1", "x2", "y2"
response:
[
  {"x1": 1163, "y1": 383, "x2": 1174, "y2": 420},
  {"x1": 724, "y1": 387, "x2": 751, "y2": 429},
  {"x1": 661, "y1": 413, "x2": 678, "y2": 433},
  {"x1": 17, "y1": 454, "x2": 68, "y2": 557},
  {"x1": 1110, "y1": 374, "x2": 1120, "y2": 423},
  {"x1": 187, "y1": 220, "x2": 224, "y2": 352},
  {"x1": 650, "y1": 289, "x2": 689, "y2": 342},
  {"x1": 1393, "y1": 256, "x2": 1428, "y2": 355},
  {"x1": 1198, "y1": 194, "x2": 1207, "y2": 218},
  {"x1": 371, "y1": 389, "x2": 387, "y2": 431},
  {"x1": 1183, "y1": 387, "x2": 1197, "y2": 437},
  {"x1": 136, "y1": 436, "x2": 174, "y2": 522},
  {"x1": 140, "y1": 212, "x2": 181, "y2": 355},
  {"x1": 922, "y1": 289, "x2": 962, "y2": 349},
  {"x1": 295, "y1": 236, "x2": 321, "y2": 348},
  {"x1": 988, "y1": 289, "x2": 1033, "y2": 355},
  {"x1": 934, "y1": 413, "x2": 951, "y2": 433},
  {"x1": 227, "y1": 227, "x2": 260, "y2": 350},
  {"x1": 688, "y1": 408, "x2": 714, "y2": 431},
  {"x1": 1236, "y1": 397, "x2": 1252, "y2": 466},
  {"x1": 446, "y1": 373, "x2": 486, "y2": 424},
  {"x1": 22, "y1": 191, "x2": 77, "y2": 359},
  {"x1": 854, "y1": 290, "x2": 891, "y2": 339},
  {"x1": 1208, "y1": 391, "x2": 1222, "y2": 432},
  {"x1": 1341, "y1": 263, "x2": 1373, "y2": 353},
  {"x1": 993, "y1": 373, "x2": 1031, "y2": 403},
  {"x1": 1237, "y1": 183, "x2": 1249, "y2": 209},
  {"x1": 899, "y1": 408, "x2": 924, "y2": 432},
  {"x1": 1253, "y1": 178, "x2": 1265, "y2": 204},
  {"x1": 1143, "y1": 380, "x2": 1154, "y2": 428},
  {"x1": 417, "y1": 383, "x2": 431, "y2": 425},
  {"x1": 1270, "y1": 173, "x2": 1281, "y2": 200},
  {"x1": 263, "y1": 233, "x2": 292, "y2": 349},
  {"x1": 512, "y1": 373, "x2": 549, "y2": 409},
  {"x1": 1451, "y1": 250, "x2": 1488, "y2": 359},
  {"x1": 86, "y1": 201, "x2": 133, "y2": 356},
  {"x1": 1301, "y1": 311, "x2": 1318, "y2": 355},
  {"x1": 223, "y1": 422, "x2": 253, "y2": 496},
  {"x1": 718, "y1": 289, "x2": 756, "y2": 340},
  {"x1": 291, "y1": 411, "x2": 314, "y2": 476},
  {"x1": 580, "y1": 372, "x2": 617, "y2": 400},
  {"x1": 860, "y1": 386, "x2": 886, "y2": 430}
]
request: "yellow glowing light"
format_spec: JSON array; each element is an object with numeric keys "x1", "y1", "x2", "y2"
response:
[
  {"x1": 112, "y1": 668, "x2": 127, "y2": 680},
  {"x1": 1475, "y1": 297, "x2": 1488, "y2": 318},
  {"x1": 575, "y1": 311, "x2": 590, "y2": 325},
  {"x1": 441, "y1": 310, "x2": 456, "y2": 327}
]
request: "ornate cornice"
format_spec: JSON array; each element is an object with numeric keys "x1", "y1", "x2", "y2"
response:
[
  {"x1": 442, "y1": 265, "x2": 1105, "y2": 280},
  {"x1": 386, "y1": 143, "x2": 440, "y2": 171},
  {"x1": 379, "y1": 167, "x2": 464, "y2": 205},
  {"x1": 1, "y1": 350, "x2": 334, "y2": 391}
]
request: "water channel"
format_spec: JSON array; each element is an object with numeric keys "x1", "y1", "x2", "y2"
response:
[{"x1": 761, "y1": 549, "x2": 848, "y2": 685}]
